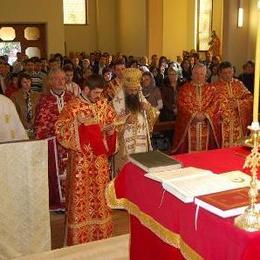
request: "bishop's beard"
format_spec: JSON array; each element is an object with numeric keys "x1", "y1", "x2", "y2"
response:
[{"x1": 125, "y1": 93, "x2": 141, "y2": 113}]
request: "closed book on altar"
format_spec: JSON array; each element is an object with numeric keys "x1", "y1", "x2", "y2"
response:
[
  {"x1": 195, "y1": 187, "x2": 260, "y2": 218},
  {"x1": 128, "y1": 150, "x2": 182, "y2": 173},
  {"x1": 162, "y1": 171, "x2": 253, "y2": 203}
]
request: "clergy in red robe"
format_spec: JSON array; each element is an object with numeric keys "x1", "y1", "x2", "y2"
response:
[
  {"x1": 215, "y1": 61, "x2": 253, "y2": 147},
  {"x1": 55, "y1": 74, "x2": 117, "y2": 246},
  {"x1": 172, "y1": 63, "x2": 221, "y2": 154},
  {"x1": 35, "y1": 69, "x2": 73, "y2": 210}
]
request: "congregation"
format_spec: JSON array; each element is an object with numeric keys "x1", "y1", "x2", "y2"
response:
[{"x1": 0, "y1": 49, "x2": 253, "y2": 246}]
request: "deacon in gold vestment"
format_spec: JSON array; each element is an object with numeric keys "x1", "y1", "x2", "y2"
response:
[
  {"x1": 172, "y1": 63, "x2": 221, "y2": 154},
  {"x1": 55, "y1": 75, "x2": 117, "y2": 246},
  {"x1": 215, "y1": 61, "x2": 253, "y2": 147}
]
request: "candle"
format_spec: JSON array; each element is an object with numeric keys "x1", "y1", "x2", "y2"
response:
[{"x1": 253, "y1": 1, "x2": 260, "y2": 122}]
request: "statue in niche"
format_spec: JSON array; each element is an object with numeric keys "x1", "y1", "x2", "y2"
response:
[{"x1": 209, "y1": 30, "x2": 221, "y2": 57}]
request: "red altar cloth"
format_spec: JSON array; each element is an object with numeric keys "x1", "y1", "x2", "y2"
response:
[{"x1": 108, "y1": 147, "x2": 260, "y2": 260}]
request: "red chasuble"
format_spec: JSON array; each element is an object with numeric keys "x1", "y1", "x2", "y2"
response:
[
  {"x1": 35, "y1": 91, "x2": 73, "y2": 210},
  {"x1": 172, "y1": 81, "x2": 221, "y2": 154},
  {"x1": 214, "y1": 79, "x2": 253, "y2": 148},
  {"x1": 55, "y1": 96, "x2": 117, "y2": 246}
]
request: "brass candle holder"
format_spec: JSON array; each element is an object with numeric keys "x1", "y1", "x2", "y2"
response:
[{"x1": 234, "y1": 122, "x2": 260, "y2": 231}]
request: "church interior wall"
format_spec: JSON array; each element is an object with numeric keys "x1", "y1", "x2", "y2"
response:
[
  {"x1": 162, "y1": 0, "x2": 195, "y2": 61},
  {"x1": 0, "y1": 0, "x2": 258, "y2": 68},
  {"x1": 147, "y1": 0, "x2": 163, "y2": 58},
  {"x1": 95, "y1": 0, "x2": 117, "y2": 54},
  {"x1": 117, "y1": 0, "x2": 147, "y2": 57},
  {"x1": 222, "y1": 0, "x2": 251, "y2": 72},
  {"x1": 64, "y1": 0, "x2": 98, "y2": 56},
  {"x1": 0, "y1": 0, "x2": 65, "y2": 56}
]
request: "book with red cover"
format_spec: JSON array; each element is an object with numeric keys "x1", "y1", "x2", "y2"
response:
[{"x1": 194, "y1": 187, "x2": 260, "y2": 218}]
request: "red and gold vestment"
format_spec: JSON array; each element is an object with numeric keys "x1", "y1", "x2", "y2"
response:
[
  {"x1": 55, "y1": 96, "x2": 117, "y2": 245},
  {"x1": 215, "y1": 79, "x2": 253, "y2": 147},
  {"x1": 35, "y1": 91, "x2": 73, "y2": 209},
  {"x1": 172, "y1": 81, "x2": 221, "y2": 154}
]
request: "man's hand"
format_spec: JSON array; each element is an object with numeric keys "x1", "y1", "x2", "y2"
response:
[
  {"x1": 77, "y1": 113, "x2": 86, "y2": 125},
  {"x1": 141, "y1": 102, "x2": 150, "y2": 112},
  {"x1": 103, "y1": 124, "x2": 115, "y2": 136}
]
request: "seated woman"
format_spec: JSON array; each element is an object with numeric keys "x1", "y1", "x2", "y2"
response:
[
  {"x1": 10, "y1": 73, "x2": 40, "y2": 139},
  {"x1": 141, "y1": 71, "x2": 163, "y2": 110},
  {"x1": 160, "y1": 67, "x2": 181, "y2": 122}
]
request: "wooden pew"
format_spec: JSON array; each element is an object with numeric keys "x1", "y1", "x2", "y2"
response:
[{"x1": 153, "y1": 120, "x2": 175, "y2": 132}]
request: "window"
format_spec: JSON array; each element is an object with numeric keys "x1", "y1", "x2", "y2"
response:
[
  {"x1": 63, "y1": 0, "x2": 87, "y2": 25},
  {"x1": 24, "y1": 27, "x2": 40, "y2": 40},
  {"x1": 25, "y1": 47, "x2": 41, "y2": 58},
  {"x1": 0, "y1": 42, "x2": 21, "y2": 65},
  {"x1": 0, "y1": 27, "x2": 16, "y2": 41},
  {"x1": 0, "y1": 23, "x2": 47, "y2": 60},
  {"x1": 196, "y1": 0, "x2": 213, "y2": 51}
]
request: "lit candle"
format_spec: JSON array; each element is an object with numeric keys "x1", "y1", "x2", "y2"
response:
[{"x1": 253, "y1": 1, "x2": 260, "y2": 122}]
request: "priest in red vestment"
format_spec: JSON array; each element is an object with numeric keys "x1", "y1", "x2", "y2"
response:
[
  {"x1": 214, "y1": 61, "x2": 253, "y2": 147},
  {"x1": 55, "y1": 74, "x2": 117, "y2": 246},
  {"x1": 35, "y1": 68, "x2": 73, "y2": 210},
  {"x1": 172, "y1": 63, "x2": 221, "y2": 154}
]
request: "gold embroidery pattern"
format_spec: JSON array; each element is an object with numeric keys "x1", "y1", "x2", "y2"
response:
[
  {"x1": 4, "y1": 114, "x2": 10, "y2": 124},
  {"x1": 55, "y1": 97, "x2": 116, "y2": 246},
  {"x1": 68, "y1": 216, "x2": 112, "y2": 229},
  {"x1": 106, "y1": 181, "x2": 202, "y2": 260},
  {"x1": 10, "y1": 130, "x2": 15, "y2": 139},
  {"x1": 219, "y1": 80, "x2": 252, "y2": 147}
]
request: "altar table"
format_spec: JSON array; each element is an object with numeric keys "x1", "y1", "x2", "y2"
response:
[{"x1": 106, "y1": 147, "x2": 260, "y2": 260}]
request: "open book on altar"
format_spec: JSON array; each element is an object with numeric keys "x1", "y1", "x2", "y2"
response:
[
  {"x1": 194, "y1": 187, "x2": 260, "y2": 218},
  {"x1": 162, "y1": 170, "x2": 255, "y2": 203},
  {"x1": 128, "y1": 150, "x2": 182, "y2": 173},
  {"x1": 145, "y1": 167, "x2": 212, "y2": 182}
]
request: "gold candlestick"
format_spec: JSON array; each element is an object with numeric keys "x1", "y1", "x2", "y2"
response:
[
  {"x1": 234, "y1": 124, "x2": 260, "y2": 231},
  {"x1": 235, "y1": 1, "x2": 260, "y2": 231},
  {"x1": 253, "y1": 1, "x2": 260, "y2": 122}
]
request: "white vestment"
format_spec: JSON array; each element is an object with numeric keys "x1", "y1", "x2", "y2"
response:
[
  {"x1": 0, "y1": 94, "x2": 28, "y2": 142},
  {"x1": 113, "y1": 89, "x2": 149, "y2": 155}
]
